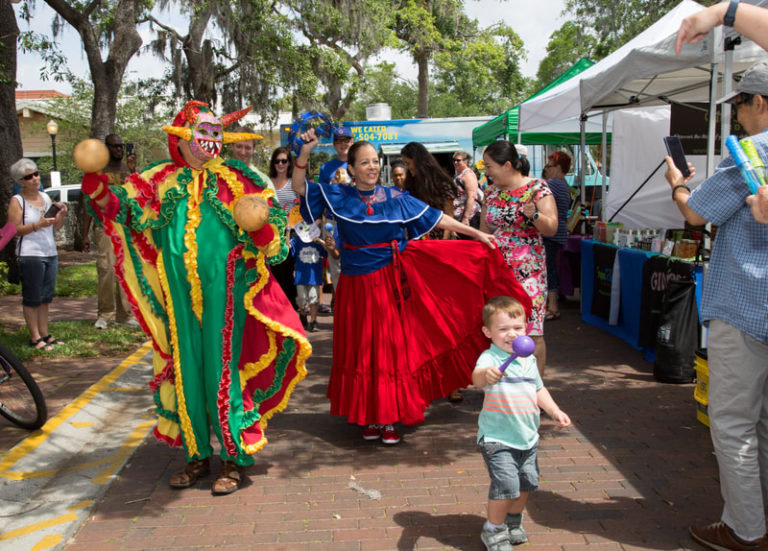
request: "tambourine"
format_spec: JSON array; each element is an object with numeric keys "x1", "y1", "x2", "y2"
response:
[{"x1": 287, "y1": 111, "x2": 334, "y2": 156}]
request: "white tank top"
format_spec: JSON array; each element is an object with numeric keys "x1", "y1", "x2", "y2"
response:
[{"x1": 14, "y1": 194, "x2": 57, "y2": 257}]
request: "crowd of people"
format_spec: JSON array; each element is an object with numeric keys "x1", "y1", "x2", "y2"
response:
[{"x1": 3, "y1": 3, "x2": 768, "y2": 547}]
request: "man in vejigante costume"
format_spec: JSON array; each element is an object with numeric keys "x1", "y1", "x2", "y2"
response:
[{"x1": 80, "y1": 101, "x2": 310, "y2": 495}]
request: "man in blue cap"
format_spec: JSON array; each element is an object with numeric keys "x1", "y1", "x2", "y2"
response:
[{"x1": 318, "y1": 126, "x2": 353, "y2": 185}]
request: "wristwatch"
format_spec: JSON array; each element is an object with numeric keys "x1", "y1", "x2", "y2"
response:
[
  {"x1": 724, "y1": 0, "x2": 739, "y2": 27},
  {"x1": 531, "y1": 210, "x2": 540, "y2": 221}
]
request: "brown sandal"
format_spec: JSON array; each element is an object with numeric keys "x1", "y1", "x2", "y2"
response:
[
  {"x1": 169, "y1": 457, "x2": 210, "y2": 488},
  {"x1": 211, "y1": 460, "x2": 243, "y2": 495}
]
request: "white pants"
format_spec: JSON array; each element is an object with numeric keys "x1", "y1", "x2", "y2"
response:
[{"x1": 708, "y1": 320, "x2": 768, "y2": 540}]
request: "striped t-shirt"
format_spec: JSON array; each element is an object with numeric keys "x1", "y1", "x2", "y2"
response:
[{"x1": 475, "y1": 343, "x2": 543, "y2": 450}]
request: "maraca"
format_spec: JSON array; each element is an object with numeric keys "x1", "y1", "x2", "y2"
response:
[
  {"x1": 324, "y1": 222, "x2": 334, "y2": 234},
  {"x1": 498, "y1": 335, "x2": 536, "y2": 373},
  {"x1": 73, "y1": 139, "x2": 110, "y2": 173}
]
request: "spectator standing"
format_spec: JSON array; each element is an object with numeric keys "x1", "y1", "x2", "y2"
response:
[
  {"x1": 480, "y1": 140, "x2": 558, "y2": 375},
  {"x1": 542, "y1": 151, "x2": 573, "y2": 320},
  {"x1": 7, "y1": 159, "x2": 67, "y2": 350},
  {"x1": 81, "y1": 134, "x2": 137, "y2": 329},
  {"x1": 663, "y1": 59, "x2": 768, "y2": 551},
  {"x1": 267, "y1": 147, "x2": 298, "y2": 309},
  {"x1": 391, "y1": 160, "x2": 407, "y2": 190},
  {"x1": 452, "y1": 150, "x2": 482, "y2": 231},
  {"x1": 401, "y1": 142, "x2": 457, "y2": 241}
]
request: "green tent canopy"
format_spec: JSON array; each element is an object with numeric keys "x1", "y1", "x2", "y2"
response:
[{"x1": 472, "y1": 58, "x2": 611, "y2": 147}]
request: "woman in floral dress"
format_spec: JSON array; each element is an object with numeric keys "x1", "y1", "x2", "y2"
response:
[{"x1": 480, "y1": 140, "x2": 558, "y2": 374}]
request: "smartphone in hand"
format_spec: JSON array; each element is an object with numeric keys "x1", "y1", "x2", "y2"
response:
[
  {"x1": 664, "y1": 136, "x2": 691, "y2": 178},
  {"x1": 44, "y1": 204, "x2": 61, "y2": 219},
  {"x1": 125, "y1": 143, "x2": 135, "y2": 156}
]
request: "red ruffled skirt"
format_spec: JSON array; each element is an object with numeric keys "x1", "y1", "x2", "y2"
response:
[{"x1": 327, "y1": 240, "x2": 531, "y2": 426}]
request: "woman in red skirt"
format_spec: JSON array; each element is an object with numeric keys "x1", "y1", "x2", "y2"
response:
[{"x1": 292, "y1": 130, "x2": 531, "y2": 444}]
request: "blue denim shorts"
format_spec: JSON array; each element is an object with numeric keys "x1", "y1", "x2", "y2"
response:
[
  {"x1": 19, "y1": 256, "x2": 58, "y2": 307},
  {"x1": 478, "y1": 438, "x2": 539, "y2": 500}
]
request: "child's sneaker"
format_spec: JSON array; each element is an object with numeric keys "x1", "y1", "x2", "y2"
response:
[
  {"x1": 506, "y1": 527, "x2": 527, "y2": 545},
  {"x1": 381, "y1": 424, "x2": 401, "y2": 444},
  {"x1": 481, "y1": 527, "x2": 514, "y2": 551},
  {"x1": 362, "y1": 424, "x2": 381, "y2": 440},
  {"x1": 505, "y1": 513, "x2": 528, "y2": 545}
]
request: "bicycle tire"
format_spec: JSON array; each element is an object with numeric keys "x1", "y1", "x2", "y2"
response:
[{"x1": 0, "y1": 342, "x2": 47, "y2": 430}]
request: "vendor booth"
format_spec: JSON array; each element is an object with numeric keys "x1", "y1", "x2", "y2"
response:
[{"x1": 515, "y1": 0, "x2": 767, "y2": 360}]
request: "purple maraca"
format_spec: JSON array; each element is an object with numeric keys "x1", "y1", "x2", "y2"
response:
[{"x1": 498, "y1": 335, "x2": 536, "y2": 373}]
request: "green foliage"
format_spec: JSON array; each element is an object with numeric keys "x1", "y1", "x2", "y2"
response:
[
  {"x1": 0, "y1": 321, "x2": 146, "y2": 362},
  {"x1": 0, "y1": 260, "x2": 99, "y2": 297},
  {"x1": 432, "y1": 22, "x2": 532, "y2": 116},
  {"x1": 536, "y1": 21, "x2": 597, "y2": 88},
  {"x1": 345, "y1": 63, "x2": 418, "y2": 121},
  {"x1": 38, "y1": 77, "x2": 173, "y2": 185},
  {"x1": 561, "y1": 0, "x2": 718, "y2": 61},
  {"x1": 54, "y1": 262, "x2": 98, "y2": 297},
  {"x1": 0, "y1": 262, "x2": 21, "y2": 296}
]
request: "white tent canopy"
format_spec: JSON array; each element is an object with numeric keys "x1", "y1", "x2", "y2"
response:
[{"x1": 519, "y1": 0, "x2": 767, "y2": 132}]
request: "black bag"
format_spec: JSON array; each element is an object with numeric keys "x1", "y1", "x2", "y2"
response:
[
  {"x1": 6, "y1": 248, "x2": 20, "y2": 284},
  {"x1": 6, "y1": 197, "x2": 24, "y2": 285},
  {"x1": 653, "y1": 278, "x2": 699, "y2": 383}
]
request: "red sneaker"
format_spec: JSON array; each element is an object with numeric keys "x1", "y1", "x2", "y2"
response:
[
  {"x1": 362, "y1": 424, "x2": 381, "y2": 440},
  {"x1": 381, "y1": 424, "x2": 401, "y2": 444}
]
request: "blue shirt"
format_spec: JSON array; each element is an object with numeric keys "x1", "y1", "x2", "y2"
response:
[
  {"x1": 686, "y1": 130, "x2": 768, "y2": 344},
  {"x1": 544, "y1": 177, "x2": 571, "y2": 246},
  {"x1": 290, "y1": 238, "x2": 326, "y2": 286},
  {"x1": 475, "y1": 343, "x2": 543, "y2": 450},
  {"x1": 300, "y1": 182, "x2": 442, "y2": 275},
  {"x1": 319, "y1": 159, "x2": 348, "y2": 185}
]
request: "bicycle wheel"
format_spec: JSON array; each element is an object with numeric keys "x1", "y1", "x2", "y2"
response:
[{"x1": 0, "y1": 342, "x2": 47, "y2": 430}]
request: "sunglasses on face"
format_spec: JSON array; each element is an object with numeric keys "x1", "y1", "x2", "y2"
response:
[
  {"x1": 22, "y1": 171, "x2": 40, "y2": 180},
  {"x1": 275, "y1": 158, "x2": 289, "y2": 164},
  {"x1": 453, "y1": 158, "x2": 465, "y2": 163}
]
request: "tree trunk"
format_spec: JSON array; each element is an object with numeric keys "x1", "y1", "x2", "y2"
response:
[
  {"x1": 0, "y1": 1, "x2": 23, "y2": 243},
  {"x1": 183, "y1": 6, "x2": 215, "y2": 103},
  {"x1": 416, "y1": 48, "x2": 429, "y2": 118},
  {"x1": 44, "y1": 0, "x2": 143, "y2": 139}
]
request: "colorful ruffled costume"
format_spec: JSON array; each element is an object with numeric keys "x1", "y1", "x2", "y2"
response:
[{"x1": 84, "y1": 102, "x2": 310, "y2": 466}]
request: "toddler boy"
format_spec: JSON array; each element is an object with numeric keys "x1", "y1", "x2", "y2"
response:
[
  {"x1": 473, "y1": 296, "x2": 571, "y2": 550},
  {"x1": 291, "y1": 221, "x2": 327, "y2": 332}
]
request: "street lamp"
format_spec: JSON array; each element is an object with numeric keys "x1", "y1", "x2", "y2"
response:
[{"x1": 46, "y1": 120, "x2": 61, "y2": 187}]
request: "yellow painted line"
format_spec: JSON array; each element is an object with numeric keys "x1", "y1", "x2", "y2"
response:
[
  {"x1": 105, "y1": 386, "x2": 146, "y2": 392},
  {"x1": 3, "y1": 456, "x2": 115, "y2": 481},
  {"x1": 93, "y1": 419, "x2": 155, "y2": 485},
  {"x1": 31, "y1": 534, "x2": 64, "y2": 550},
  {"x1": 67, "y1": 500, "x2": 94, "y2": 511},
  {"x1": 0, "y1": 342, "x2": 152, "y2": 477},
  {"x1": 0, "y1": 513, "x2": 77, "y2": 542},
  {"x1": 70, "y1": 422, "x2": 93, "y2": 428}
]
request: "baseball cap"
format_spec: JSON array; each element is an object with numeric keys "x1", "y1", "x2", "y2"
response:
[
  {"x1": 718, "y1": 59, "x2": 768, "y2": 104},
  {"x1": 333, "y1": 126, "x2": 353, "y2": 140}
]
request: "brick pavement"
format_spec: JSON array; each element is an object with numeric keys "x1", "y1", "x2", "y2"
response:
[{"x1": 53, "y1": 298, "x2": 719, "y2": 551}]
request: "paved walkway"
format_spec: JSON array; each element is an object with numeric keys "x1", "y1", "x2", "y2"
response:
[{"x1": 1, "y1": 299, "x2": 718, "y2": 551}]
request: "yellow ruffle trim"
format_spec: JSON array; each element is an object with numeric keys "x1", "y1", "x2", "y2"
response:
[
  {"x1": 240, "y1": 254, "x2": 311, "y2": 455},
  {"x1": 209, "y1": 163, "x2": 275, "y2": 207},
  {"x1": 184, "y1": 178, "x2": 204, "y2": 324},
  {"x1": 157, "y1": 251, "x2": 198, "y2": 456}
]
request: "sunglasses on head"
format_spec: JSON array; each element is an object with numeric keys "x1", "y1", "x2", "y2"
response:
[
  {"x1": 22, "y1": 171, "x2": 40, "y2": 180},
  {"x1": 275, "y1": 158, "x2": 289, "y2": 164}
]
